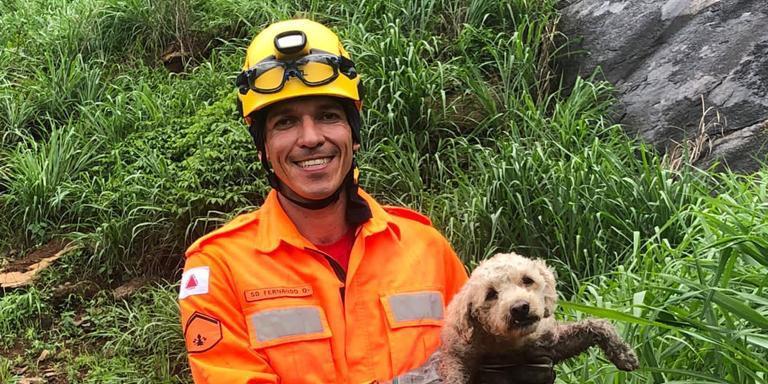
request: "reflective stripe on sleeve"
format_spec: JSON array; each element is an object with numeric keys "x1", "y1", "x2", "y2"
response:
[
  {"x1": 382, "y1": 291, "x2": 444, "y2": 328},
  {"x1": 248, "y1": 306, "x2": 330, "y2": 346}
]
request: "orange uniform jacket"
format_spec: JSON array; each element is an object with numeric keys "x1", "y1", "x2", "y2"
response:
[{"x1": 179, "y1": 189, "x2": 469, "y2": 383}]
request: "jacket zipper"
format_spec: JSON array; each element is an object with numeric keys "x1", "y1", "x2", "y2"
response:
[{"x1": 305, "y1": 248, "x2": 347, "y2": 303}]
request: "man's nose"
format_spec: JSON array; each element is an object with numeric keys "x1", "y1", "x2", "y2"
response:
[{"x1": 297, "y1": 116, "x2": 325, "y2": 148}]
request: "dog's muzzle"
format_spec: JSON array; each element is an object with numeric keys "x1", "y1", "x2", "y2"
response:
[{"x1": 508, "y1": 300, "x2": 540, "y2": 329}]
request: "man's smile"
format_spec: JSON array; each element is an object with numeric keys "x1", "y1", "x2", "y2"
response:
[{"x1": 294, "y1": 156, "x2": 334, "y2": 169}]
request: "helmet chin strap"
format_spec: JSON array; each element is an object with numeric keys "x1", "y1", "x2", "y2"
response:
[
  {"x1": 264, "y1": 156, "x2": 372, "y2": 225},
  {"x1": 264, "y1": 157, "x2": 354, "y2": 210},
  {"x1": 250, "y1": 97, "x2": 366, "y2": 213},
  {"x1": 268, "y1": 170, "x2": 346, "y2": 210}
]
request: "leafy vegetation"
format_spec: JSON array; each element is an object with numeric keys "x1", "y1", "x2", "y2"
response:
[{"x1": 1, "y1": 0, "x2": 766, "y2": 382}]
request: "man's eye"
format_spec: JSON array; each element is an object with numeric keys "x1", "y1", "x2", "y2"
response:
[
  {"x1": 273, "y1": 118, "x2": 294, "y2": 129},
  {"x1": 320, "y1": 112, "x2": 340, "y2": 121}
]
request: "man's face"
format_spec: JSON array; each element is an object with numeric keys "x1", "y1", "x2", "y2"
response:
[{"x1": 264, "y1": 96, "x2": 358, "y2": 201}]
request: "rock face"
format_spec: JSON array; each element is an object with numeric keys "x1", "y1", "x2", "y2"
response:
[{"x1": 559, "y1": 0, "x2": 768, "y2": 172}]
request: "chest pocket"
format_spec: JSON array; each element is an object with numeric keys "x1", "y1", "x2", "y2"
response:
[
  {"x1": 380, "y1": 291, "x2": 445, "y2": 376},
  {"x1": 246, "y1": 305, "x2": 336, "y2": 383}
]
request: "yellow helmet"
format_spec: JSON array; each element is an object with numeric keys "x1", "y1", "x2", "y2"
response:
[{"x1": 236, "y1": 19, "x2": 362, "y2": 120}]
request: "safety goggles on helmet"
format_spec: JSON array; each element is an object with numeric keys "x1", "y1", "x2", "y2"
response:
[{"x1": 236, "y1": 49, "x2": 358, "y2": 95}]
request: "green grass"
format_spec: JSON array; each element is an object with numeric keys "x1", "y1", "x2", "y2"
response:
[
  {"x1": 0, "y1": 288, "x2": 49, "y2": 345},
  {"x1": 1, "y1": 0, "x2": 766, "y2": 382}
]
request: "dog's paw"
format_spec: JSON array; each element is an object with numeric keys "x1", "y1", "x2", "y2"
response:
[{"x1": 609, "y1": 344, "x2": 639, "y2": 371}]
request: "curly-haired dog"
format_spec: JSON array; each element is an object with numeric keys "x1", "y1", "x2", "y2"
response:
[{"x1": 439, "y1": 252, "x2": 639, "y2": 383}]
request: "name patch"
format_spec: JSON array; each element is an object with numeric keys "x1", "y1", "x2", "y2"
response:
[{"x1": 245, "y1": 285, "x2": 313, "y2": 302}]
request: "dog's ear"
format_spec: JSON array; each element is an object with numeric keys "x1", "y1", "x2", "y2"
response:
[
  {"x1": 446, "y1": 289, "x2": 475, "y2": 342},
  {"x1": 533, "y1": 259, "x2": 558, "y2": 317},
  {"x1": 459, "y1": 301, "x2": 475, "y2": 341}
]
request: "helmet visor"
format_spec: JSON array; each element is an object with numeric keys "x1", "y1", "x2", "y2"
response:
[
  {"x1": 301, "y1": 59, "x2": 337, "y2": 84},
  {"x1": 237, "y1": 51, "x2": 356, "y2": 95},
  {"x1": 252, "y1": 65, "x2": 285, "y2": 92}
]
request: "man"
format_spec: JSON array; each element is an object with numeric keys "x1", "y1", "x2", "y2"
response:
[{"x1": 178, "y1": 19, "x2": 555, "y2": 384}]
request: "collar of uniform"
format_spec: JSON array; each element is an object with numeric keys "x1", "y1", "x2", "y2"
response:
[
  {"x1": 356, "y1": 189, "x2": 400, "y2": 238},
  {"x1": 254, "y1": 189, "x2": 400, "y2": 253}
]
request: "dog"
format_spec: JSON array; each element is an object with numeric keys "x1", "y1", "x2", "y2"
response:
[{"x1": 439, "y1": 252, "x2": 639, "y2": 383}]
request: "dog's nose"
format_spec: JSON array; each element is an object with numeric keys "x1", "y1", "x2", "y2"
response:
[{"x1": 510, "y1": 301, "x2": 530, "y2": 319}]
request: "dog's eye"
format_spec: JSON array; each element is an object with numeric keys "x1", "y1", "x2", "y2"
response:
[
  {"x1": 485, "y1": 288, "x2": 498, "y2": 301},
  {"x1": 522, "y1": 276, "x2": 535, "y2": 286}
]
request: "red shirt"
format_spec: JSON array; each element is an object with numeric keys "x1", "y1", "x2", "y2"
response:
[{"x1": 316, "y1": 229, "x2": 355, "y2": 271}]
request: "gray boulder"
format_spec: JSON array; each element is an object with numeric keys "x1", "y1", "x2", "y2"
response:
[{"x1": 559, "y1": 0, "x2": 768, "y2": 172}]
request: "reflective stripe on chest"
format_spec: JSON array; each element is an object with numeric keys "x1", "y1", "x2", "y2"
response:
[
  {"x1": 247, "y1": 305, "x2": 332, "y2": 348},
  {"x1": 381, "y1": 291, "x2": 444, "y2": 328}
]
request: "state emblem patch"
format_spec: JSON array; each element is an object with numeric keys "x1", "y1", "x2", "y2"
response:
[
  {"x1": 179, "y1": 266, "x2": 210, "y2": 299},
  {"x1": 184, "y1": 311, "x2": 223, "y2": 353}
]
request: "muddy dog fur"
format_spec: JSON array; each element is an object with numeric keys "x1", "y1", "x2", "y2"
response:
[{"x1": 439, "y1": 253, "x2": 639, "y2": 383}]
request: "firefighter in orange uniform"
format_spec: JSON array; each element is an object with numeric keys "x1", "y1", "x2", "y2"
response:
[
  {"x1": 178, "y1": 19, "x2": 556, "y2": 384},
  {"x1": 178, "y1": 19, "x2": 467, "y2": 383}
]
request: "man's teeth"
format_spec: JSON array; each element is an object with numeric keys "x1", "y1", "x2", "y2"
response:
[{"x1": 297, "y1": 157, "x2": 331, "y2": 168}]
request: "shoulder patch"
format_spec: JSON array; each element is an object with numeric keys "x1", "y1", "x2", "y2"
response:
[
  {"x1": 383, "y1": 206, "x2": 432, "y2": 226},
  {"x1": 184, "y1": 312, "x2": 223, "y2": 353},
  {"x1": 179, "y1": 266, "x2": 210, "y2": 299},
  {"x1": 185, "y1": 211, "x2": 259, "y2": 257}
]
